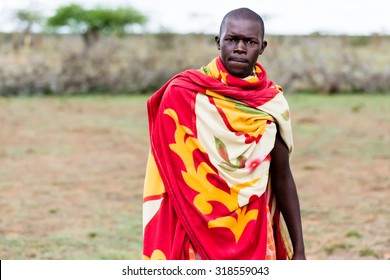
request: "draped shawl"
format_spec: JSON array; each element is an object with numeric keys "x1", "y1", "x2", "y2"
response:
[{"x1": 143, "y1": 57, "x2": 293, "y2": 260}]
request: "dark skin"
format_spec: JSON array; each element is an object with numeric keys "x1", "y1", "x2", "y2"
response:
[
  {"x1": 215, "y1": 18, "x2": 267, "y2": 78},
  {"x1": 270, "y1": 132, "x2": 306, "y2": 260},
  {"x1": 216, "y1": 17, "x2": 306, "y2": 260}
]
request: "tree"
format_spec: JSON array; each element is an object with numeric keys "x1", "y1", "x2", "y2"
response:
[
  {"x1": 15, "y1": 10, "x2": 43, "y2": 51},
  {"x1": 46, "y1": 4, "x2": 147, "y2": 47}
]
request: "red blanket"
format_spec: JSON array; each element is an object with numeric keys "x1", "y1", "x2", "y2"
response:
[{"x1": 143, "y1": 57, "x2": 293, "y2": 260}]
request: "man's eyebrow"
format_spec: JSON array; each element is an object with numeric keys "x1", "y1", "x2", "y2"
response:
[{"x1": 225, "y1": 34, "x2": 259, "y2": 40}]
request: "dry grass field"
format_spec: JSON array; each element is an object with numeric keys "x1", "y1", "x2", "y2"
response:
[{"x1": 0, "y1": 94, "x2": 389, "y2": 259}]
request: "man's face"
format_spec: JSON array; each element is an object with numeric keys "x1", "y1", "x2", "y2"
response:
[{"x1": 215, "y1": 18, "x2": 267, "y2": 78}]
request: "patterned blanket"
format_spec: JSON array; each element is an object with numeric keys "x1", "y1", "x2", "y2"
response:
[{"x1": 143, "y1": 57, "x2": 293, "y2": 260}]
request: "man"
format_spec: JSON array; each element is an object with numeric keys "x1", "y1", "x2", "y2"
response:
[{"x1": 143, "y1": 7, "x2": 306, "y2": 260}]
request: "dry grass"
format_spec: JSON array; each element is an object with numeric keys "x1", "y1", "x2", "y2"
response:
[
  {"x1": 290, "y1": 94, "x2": 390, "y2": 259},
  {"x1": 0, "y1": 94, "x2": 389, "y2": 259},
  {"x1": 1, "y1": 33, "x2": 390, "y2": 95},
  {"x1": 0, "y1": 95, "x2": 148, "y2": 259}
]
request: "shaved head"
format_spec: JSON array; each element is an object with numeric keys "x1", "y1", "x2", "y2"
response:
[
  {"x1": 215, "y1": 7, "x2": 268, "y2": 77},
  {"x1": 219, "y1": 8, "x2": 265, "y2": 39}
]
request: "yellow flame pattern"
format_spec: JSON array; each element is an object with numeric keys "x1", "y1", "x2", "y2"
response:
[{"x1": 164, "y1": 108, "x2": 259, "y2": 243}]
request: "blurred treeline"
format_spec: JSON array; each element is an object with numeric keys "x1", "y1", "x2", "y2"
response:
[{"x1": 0, "y1": 32, "x2": 389, "y2": 96}]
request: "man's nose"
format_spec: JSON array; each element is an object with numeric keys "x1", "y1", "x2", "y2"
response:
[{"x1": 234, "y1": 40, "x2": 247, "y2": 53}]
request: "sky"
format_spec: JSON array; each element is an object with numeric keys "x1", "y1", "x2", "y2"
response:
[{"x1": 0, "y1": 0, "x2": 389, "y2": 35}]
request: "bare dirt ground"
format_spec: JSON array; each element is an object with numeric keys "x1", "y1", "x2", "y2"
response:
[{"x1": 0, "y1": 94, "x2": 389, "y2": 260}]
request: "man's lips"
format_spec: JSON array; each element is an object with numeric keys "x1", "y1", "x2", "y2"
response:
[{"x1": 229, "y1": 57, "x2": 249, "y2": 63}]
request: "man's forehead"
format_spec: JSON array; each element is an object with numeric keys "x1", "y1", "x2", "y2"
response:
[{"x1": 222, "y1": 18, "x2": 262, "y2": 37}]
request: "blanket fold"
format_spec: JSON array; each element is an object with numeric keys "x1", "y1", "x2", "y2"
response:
[{"x1": 143, "y1": 57, "x2": 293, "y2": 260}]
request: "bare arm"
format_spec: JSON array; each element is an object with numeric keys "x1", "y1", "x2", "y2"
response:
[{"x1": 270, "y1": 131, "x2": 306, "y2": 260}]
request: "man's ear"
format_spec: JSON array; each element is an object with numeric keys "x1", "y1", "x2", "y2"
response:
[
  {"x1": 215, "y1": 36, "x2": 221, "y2": 50},
  {"x1": 259, "y1": 40, "x2": 267, "y2": 55}
]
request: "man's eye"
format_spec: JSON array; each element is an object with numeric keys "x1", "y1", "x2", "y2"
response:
[
  {"x1": 227, "y1": 38, "x2": 236, "y2": 42},
  {"x1": 247, "y1": 40, "x2": 257, "y2": 45}
]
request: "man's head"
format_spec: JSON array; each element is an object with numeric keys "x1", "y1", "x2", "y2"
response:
[{"x1": 215, "y1": 8, "x2": 267, "y2": 78}]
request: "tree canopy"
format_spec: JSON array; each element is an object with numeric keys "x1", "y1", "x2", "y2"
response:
[
  {"x1": 16, "y1": 10, "x2": 43, "y2": 31},
  {"x1": 47, "y1": 4, "x2": 147, "y2": 46}
]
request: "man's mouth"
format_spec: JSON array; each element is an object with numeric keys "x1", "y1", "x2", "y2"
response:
[{"x1": 229, "y1": 57, "x2": 249, "y2": 64}]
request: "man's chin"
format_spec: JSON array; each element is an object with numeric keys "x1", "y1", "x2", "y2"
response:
[
  {"x1": 227, "y1": 62, "x2": 252, "y2": 78},
  {"x1": 228, "y1": 68, "x2": 251, "y2": 78}
]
